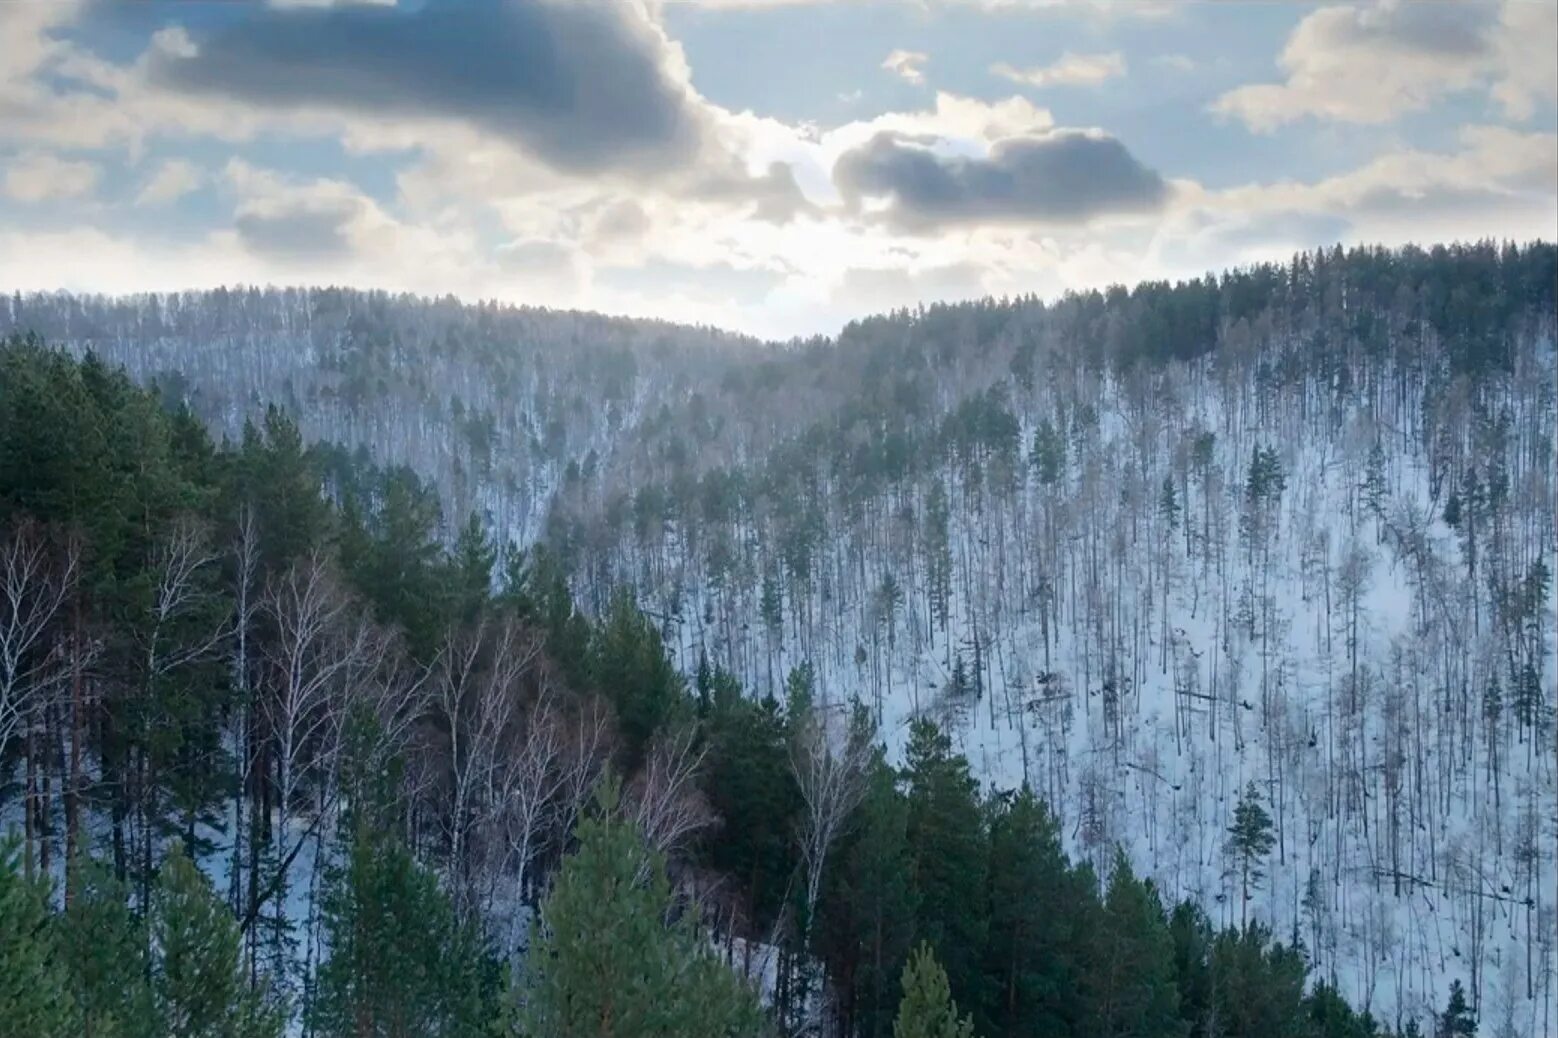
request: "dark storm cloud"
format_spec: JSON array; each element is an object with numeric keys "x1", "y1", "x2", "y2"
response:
[
  {"x1": 150, "y1": 0, "x2": 704, "y2": 174},
  {"x1": 235, "y1": 196, "x2": 362, "y2": 261},
  {"x1": 834, "y1": 130, "x2": 1167, "y2": 230}
]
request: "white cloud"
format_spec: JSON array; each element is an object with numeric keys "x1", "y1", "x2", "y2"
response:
[
  {"x1": 1151, "y1": 53, "x2": 1196, "y2": 74},
  {"x1": 992, "y1": 51, "x2": 1125, "y2": 88},
  {"x1": 3, "y1": 151, "x2": 100, "y2": 203},
  {"x1": 0, "y1": 0, "x2": 1549, "y2": 343},
  {"x1": 882, "y1": 49, "x2": 929, "y2": 86},
  {"x1": 136, "y1": 158, "x2": 204, "y2": 205},
  {"x1": 1215, "y1": 1, "x2": 1556, "y2": 132}
]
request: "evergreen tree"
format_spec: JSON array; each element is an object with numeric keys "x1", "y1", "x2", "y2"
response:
[
  {"x1": 1085, "y1": 851, "x2": 1183, "y2": 1038},
  {"x1": 819, "y1": 751, "x2": 919, "y2": 1038},
  {"x1": 590, "y1": 589, "x2": 687, "y2": 768},
  {"x1": 983, "y1": 787, "x2": 1086, "y2": 1038},
  {"x1": 1225, "y1": 783, "x2": 1276, "y2": 927},
  {"x1": 701, "y1": 684, "x2": 801, "y2": 932},
  {"x1": 1158, "y1": 475, "x2": 1181, "y2": 532},
  {"x1": 1029, "y1": 418, "x2": 1065, "y2": 488},
  {"x1": 61, "y1": 856, "x2": 155, "y2": 1038},
  {"x1": 894, "y1": 944, "x2": 976, "y2": 1038},
  {"x1": 517, "y1": 778, "x2": 764, "y2": 1038},
  {"x1": 151, "y1": 843, "x2": 281, "y2": 1038},
  {"x1": 0, "y1": 839, "x2": 81, "y2": 1038},
  {"x1": 451, "y1": 510, "x2": 497, "y2": 625},
  {"x1": 1437, "y1": 980, "x2": 1476, "y2": 1037},
  {"x1": 904, "y1": 720, "x2": 989, "y2": 1026},
  {"x1": 1306, "y1": 980, "x2": 1382, "y2": 1038},
  {"x1": 1207, "y1": 925, "x2": 1309, "y2": 1038},
  {"x1": 1361, "y1": 440, "x2": 1388, "y2": 526},
  {"x1": 310, "y1": 816, "x2": 492, "y2": 1037}
]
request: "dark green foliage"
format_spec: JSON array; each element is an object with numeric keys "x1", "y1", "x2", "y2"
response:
[
  {"x1": 310, "y1": 817, "x2": 493, "y2": 1037},
  {"x1": 894, "y1": 944, "x2": 976, "y2": 1038},
  {"x1": 818, "y1": 752, "x2": 919, "y2": 1038},
  {"x1": 590, "y1": 589, "x2": 687, "y2": 767},
  {"x1": 1029, "y1": 417, "x2": 1065, "y2": 488},
  {"x1": 904, "y1": 720, "x2": 989, "y2": 1026},
  {"x1": 1085, "y1": 851, "x2": 1183, "y2": 1038},
  {"x1": 517, "y1": 779, "x2": 765, "y2": 1038},
  {"x1": 1245, "y1": 446, "x2": 1286, "y2": 507},
  {"x1": 62, "y1": 856, "x2": 155, "y2": 1038},
  {"x1": 1305, "y1": 981, "x2": 1383, "y2": 1038},
  {"x1": 1438, "y1": 980, "x2": 1476, "y2": 1037},
  {"x1": 983, "y1": 788, "x2": 1086, "y2": 1038},
  {"x1": 152, "y1": 843, "x2": 282, "y2": 1038},
  {"x1": 0, "y1": 839, "x2": 81, "y2": 1038},
  {"x1": 1207, "y1": 925, "x2": 1309, "y2": 1038},
  {"x1": 1158, "y1": 475, "x2": 1180, "y2": 532},
  {"x1": 701, "y1": 680, "x2": 802, "y2": 932},
  {"x1": 1226, "y1": 783, "x2": 1277, "y2": 926}
]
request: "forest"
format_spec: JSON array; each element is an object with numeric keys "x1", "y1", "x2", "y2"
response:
[{"x1": 1, "y1": 240, "x2": 1553, "y2": 1037}]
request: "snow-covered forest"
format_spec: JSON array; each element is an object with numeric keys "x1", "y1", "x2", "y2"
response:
[{"x1": 2, "y1": 240, "x2": 1554, "y2": 1036}]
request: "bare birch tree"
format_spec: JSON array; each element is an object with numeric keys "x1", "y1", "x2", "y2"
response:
[
  {"x1": 790, "y1": 703, "x2": 871, "y2": 923},
  {"x1": 0, "y1": 519, "x2": 74, "y2": 762}
]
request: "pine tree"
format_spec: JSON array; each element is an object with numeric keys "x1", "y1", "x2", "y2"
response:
[
  {"x1": 1361, "y1": 440, "x2": 1388, "y2": 526},
  {"x1": 818, "y1": 752, "x2": 918, "y2": 1038},
  {"x1": 517, "y1": 778, "x2": 764, "y2": 1038},
  {"x1": 1158, "y1": 475, "x2": 1181, "y2": 532},
  {"x1": 61, "y1": 856, "x2": 155, "y2": 1038},
  {"x1": 0, "y1": 839, "x2": 81, "y2": 1038},
  {"x1": 1437, "y1": 980, "x2": 1476, "y2": 1037},
  {"x1": 904, "y1": 720, "x2": 989, "y2": 1027},
  {"x1": 310, "y1": 818, "x2": 492, "y2": 1038},
  {"x1": 1029, "y1": 419, "x2": 1064, "y2": 488},
  {"x1": 894, "y1": 944, "x2": 976, "y2": 1038},
  {"x1": 1208, "y1": 924, "x2": 1309, "y2": 1038},
  {"x1": 1224, "y1": 782, "x2": 1276, "y2": 928},
  {"x1": 1085, "y1": 851, "x2": 1183, "y2": 1038},
  {"x1": 151, "y1": 843, "x2": 281, "y2": 1038},
  {"x1": 983, "y1": 787, "x2": 1087, "y2": 1038}
]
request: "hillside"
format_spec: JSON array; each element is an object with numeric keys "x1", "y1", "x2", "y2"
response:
[{"x1": 4, "y1": 240, "x2": 1555, "y2": 1033}]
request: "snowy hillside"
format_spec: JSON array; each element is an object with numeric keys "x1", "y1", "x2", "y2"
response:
[{"x1": 6, "y1": 242, "x2": 1555, "y2": 1033}]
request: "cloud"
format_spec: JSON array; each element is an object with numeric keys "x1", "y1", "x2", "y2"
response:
[
  {"x1": 598, "y1": 257, "x2": 787, "y2": 304},
  {"x1": 223, "y1": 159, "x2": 403, "y2": 264},
  {"x1": 1214, "y1": 0, "x2": 1555, "y2": 131},
  {"x1": 834, "y1": 129, "x2": 1167, "y2": 230},
  {"x1": 135, "y1": 158, "x2": 203, "y2": 205},
  {"x1": 3, "y1": 150, "x2": 100, "y2": 202},
  {"x1": 991, "y1": 51, "x2": 1125, "y2": 88},
  {"x1": 148, "y1": 0, "x2": 708, "y2": 175},
  {"x1": 882, "y1": 49, "x2": 929, "y2": 86},
  {"x1": 1150, "y1": 53, "x2": 1196, "y2": 74},
  {"x1": 834, "y1": 261, "x2": 990, "y2": 310},
  {"x1": 1157, "y1": 124, "x2": 1558, "y2": 274}
]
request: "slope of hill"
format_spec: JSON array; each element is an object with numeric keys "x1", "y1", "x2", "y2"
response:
[{"x1": 5, "y1": 240, "x2": 1554, "y2": 1031}]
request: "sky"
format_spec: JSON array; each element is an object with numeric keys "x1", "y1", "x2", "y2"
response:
[{"x1": 0, "y1": 0, "x2": 1554, "y2": 340}]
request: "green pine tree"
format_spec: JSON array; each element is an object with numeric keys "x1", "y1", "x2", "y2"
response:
[
  {"x1": 904, "y1": 720, "x2": 989, "y2": 1027},
  {"x1": 517, "y1": 777, "x2": 764, "y2": 1038},
  {"x1": 1158, "y1": 475, "x2": 1181, "y2": 532},
  {"x1": 0, "y1": 838, "x2": 82, "y2": 1038},
  {"x1": 151, "y1": 843, "x2": 281, "y2": 1038},
  {"x1": 1225, "y1": 783, "x2": 1276, "y2": 928},
  {"x1": 983, "y1": 788, "x2": 1088, "y2": 1038},
  {"x1": 62, "y1": 855, "x2": 155, "y2": 1038},
  {"x1": 1085, "y1": 851, "x2": 1183, "y2": 1038},
  {"x1": 894, "y1": 944, "x2": 976, "y2": 1038},
  {"x1": 817, "y1": 751, "x2": 919, "y2": 1038},
  {"x1": 1438, "y1": 979, "x2": 1476, "y2": 1037},
  {"x1": 310, "y1": 817, "x2": 493, "y2": 1038}
]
